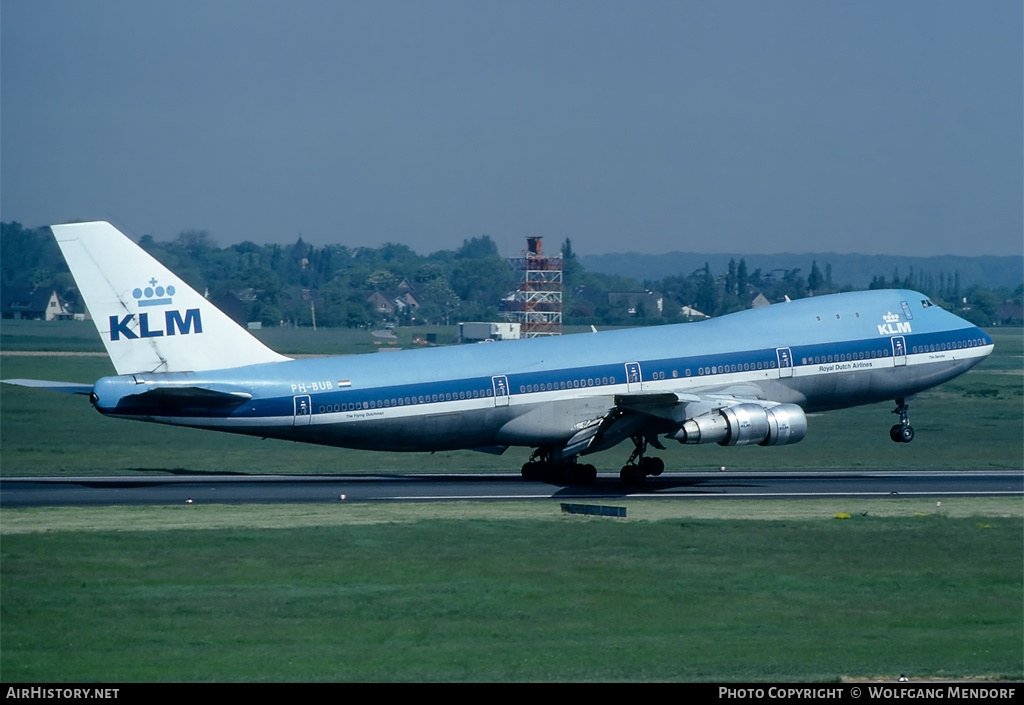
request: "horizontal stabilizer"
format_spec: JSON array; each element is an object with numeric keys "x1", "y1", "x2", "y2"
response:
[{"x1": 1, "y1": 379, "x2": 94, "y2": 395}]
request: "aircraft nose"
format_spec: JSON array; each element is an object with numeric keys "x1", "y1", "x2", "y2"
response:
[{"x1": 977, "y1": 328, "x2": 995, "y2": 354}]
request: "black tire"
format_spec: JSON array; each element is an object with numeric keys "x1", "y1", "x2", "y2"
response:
[
  {"x1": 643, "y1": 456, "x2": 665, "y2": 476},
  {"x1": 890, "y1": 425, "x2": 903, "y2": 443},
  {"x1": 521, "y1": 462, "x2": 542, "y2": 481},
  {"x1": 620, "y1": 465, "x2": 645, "y2": 484},
  {"x1": 899, "y1": 425, "x2": 915, "y2": 443}
]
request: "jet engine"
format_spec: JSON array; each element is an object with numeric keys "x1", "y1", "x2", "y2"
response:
[{"x1": 667, "y1": 403, "x2": 807, "y2": 447}]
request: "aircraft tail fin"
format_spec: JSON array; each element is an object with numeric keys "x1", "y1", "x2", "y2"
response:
[{"x1": 51, "y1": 221, "x2": 291, "y2": 375}]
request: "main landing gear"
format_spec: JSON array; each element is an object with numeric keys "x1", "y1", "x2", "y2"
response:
[
  {"x1": 521, "y1": 433, "x2": 669, "y2": 485},
  {"x1": 619, "y1": 434, "x2": 665, "y2": 484},
  {"x1": 889, "y1": 397, "x2": 915, "y2": 443},
  {"x1": 521, "y1": 450, "x2": 597, "y2": 485}
]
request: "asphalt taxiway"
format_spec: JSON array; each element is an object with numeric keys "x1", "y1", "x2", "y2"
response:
[{"x1": 1, "y1": 470, "x2": 1021, "y2": 507}]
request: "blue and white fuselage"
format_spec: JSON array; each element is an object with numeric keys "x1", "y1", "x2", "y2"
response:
[
  {"x1": 90, "y1": 289, "x2": 992, "y2": 449},
  {"x1": 4, "y1": 222, "x2": 994, "y2": 483}
]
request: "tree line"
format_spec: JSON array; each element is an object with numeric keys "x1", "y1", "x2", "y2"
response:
[{"x1": 2, "y1": 221, "x2": 1019, "y2": 329}]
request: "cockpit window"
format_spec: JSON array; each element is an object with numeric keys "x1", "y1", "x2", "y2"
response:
[{"x1": 921, "y1": 299, "x2": 934, "y2": 308}]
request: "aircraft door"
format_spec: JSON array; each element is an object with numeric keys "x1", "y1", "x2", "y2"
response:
[
  {"x1": 625, "y1": 362, "x2": 642, "y2": 392},
  {"x1": 293, "y1": 395, "x2": 313, "y2": 425},
  {"x1": 776, "y1": 347, "x2": 794, "y2": 378},
  {"x1": 491, "y1": 376, "x2": 510, "y2": 406},
  {"x1": 891, "y1": 336, "x2": 907, "y2": 367}
]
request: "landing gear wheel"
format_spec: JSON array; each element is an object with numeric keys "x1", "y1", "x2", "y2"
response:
[
  {"x1": 521, "y1": 462, "x2": 543, "y2": 481},
  {"x1": 641, "y1": 456, "x2": 665, "y2": 476},
  {"x1": 890, "y1": 398, "x2": 915, "y2": 443},
  {"x1": 620, "y1": 465, "x2": 646, "y2": 484},
  {"x1": 889, "y1": 423, "x2": 915, "y2": 443},
  {"x1": 619, "y1": 434, "x2": 663, "y2": 483},
  {"x1": 576, "y1": 464, "x2": 597, "y2": 484}
]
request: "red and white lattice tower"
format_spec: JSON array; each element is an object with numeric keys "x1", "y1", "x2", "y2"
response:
[{"x1": 506, "y1": 237, "x2": 562, "y2": 337}]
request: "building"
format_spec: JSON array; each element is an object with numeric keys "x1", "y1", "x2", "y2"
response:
[
  {"x1": 0, "y1": 286, "x2": 71, "y2": 320},
  {"x1": 367, "y1": 285, "x2": 421, "y2": 319}
]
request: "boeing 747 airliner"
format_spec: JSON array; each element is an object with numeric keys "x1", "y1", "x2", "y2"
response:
[{"x1": 3, "y1": 222, "x2": 994, "y2": 483}]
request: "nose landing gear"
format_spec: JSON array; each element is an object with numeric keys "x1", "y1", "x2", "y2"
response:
[{"x1": 890, "y1": 397, "x2": 915, "y2": 443}]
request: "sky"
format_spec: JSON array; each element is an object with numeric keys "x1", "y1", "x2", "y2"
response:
[{"x1": 2, "y1": 0, "x2": 1021, "y2": 258}]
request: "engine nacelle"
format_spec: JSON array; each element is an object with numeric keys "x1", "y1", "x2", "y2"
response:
[
  {"x1": 758, "y1": 403, "x2": 808, "y2": 446},
  {"x1": 667, "y1": 403, "x2": 807, "y2": 447}
]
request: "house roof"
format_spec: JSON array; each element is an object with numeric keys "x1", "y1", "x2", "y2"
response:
[{"x1": 0, "y1": 285, "x2": 64, "y2": 315}]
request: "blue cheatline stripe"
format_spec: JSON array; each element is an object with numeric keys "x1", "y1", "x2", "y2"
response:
[{"x1": 127, "y1": 326, "x2": 990, "y2": 421}]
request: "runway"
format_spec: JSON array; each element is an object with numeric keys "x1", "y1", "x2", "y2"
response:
[{"x1": 1, "y1": 470, "x2": 1021, "y2": 507}]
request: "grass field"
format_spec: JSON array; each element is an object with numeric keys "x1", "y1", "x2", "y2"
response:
[
  {"x1": 0, "y1": 319, "x2": 451, "y2": 356},
  {"x1": 0, "y1": 320, "x2": 605, "y2": 356},
  {"x1": 1, "y1": 322, "x2": 1021, "y2": 682},
  {"x1": 2, "y1": 500, "x2": 1021, "y2": 682}
]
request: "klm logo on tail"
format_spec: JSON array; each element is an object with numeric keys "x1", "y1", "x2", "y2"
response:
[
  {"x1": 108, "y1": 278, "x2": 203, "y2": 341},
  {"x1": 133, "y1": 278, "x2": 175, "y2": 307}
]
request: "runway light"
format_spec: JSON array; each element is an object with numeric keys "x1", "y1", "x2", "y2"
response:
[
  {"x1": 185, "y1": 498, "x2": 193, "y2": 504},
  {"x1": 339, "y1": 494, "x2": 347, "y2": 501},
  {"x1": 719, "y1": 466, "x2": 726, "y2": 472}
]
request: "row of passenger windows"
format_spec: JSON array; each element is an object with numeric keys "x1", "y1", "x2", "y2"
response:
[
  {"x1": 520, "y1": 370, "x2": 698, "y2": 391},
  {"x1": 698, "y1": 360, "x2": 776, "y2": 375},
  {"x1": 802, "y1": 349, "x2": 889, "y2": 365},
  {"x1": 913, "y1": 339, "x2": 986, "y2": 353},
  {"x1": 520, "y1": 377, "x2": 616, "y2": 393},
  {"x1": 318, "y1": 388, "x2": 494, "y2": 413}
]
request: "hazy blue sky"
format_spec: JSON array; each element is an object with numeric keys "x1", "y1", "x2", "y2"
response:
[{"x1": 2, "y1": 1, "x2": 1021, "y2": 257}]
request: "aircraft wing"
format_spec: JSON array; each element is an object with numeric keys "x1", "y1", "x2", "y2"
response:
[
  {"x1": 614, "y1": 383, "x2": 768, "y2": 421},
  {"x1": 1, "y1": 379, "x2": 95, "y2": 395},
  {"x1": 562, "y1": 383, "x2": 795, "y2": 459}
]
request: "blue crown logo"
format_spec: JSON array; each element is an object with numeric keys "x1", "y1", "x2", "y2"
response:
[{"x1": 132, "y1": 278, "x2": 176, "y2": 307}]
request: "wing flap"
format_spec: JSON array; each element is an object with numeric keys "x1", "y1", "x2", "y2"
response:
[{"x1": 561, "y1": 419, "x2": 605, "y2": 457}]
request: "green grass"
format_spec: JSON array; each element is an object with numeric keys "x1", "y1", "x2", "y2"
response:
[
  {"x1": 0, "y1": 319, "x2": 468, "y2": 356},
  {"x1": 0, "y1": 320, "x2": 612, "y2": 355},
  {"x1": 1, "y1": 502, "x2": 1020, "y2": 682},
  {"x1": 0, "y1": 320, "x2": 107, "y2": 353}
]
